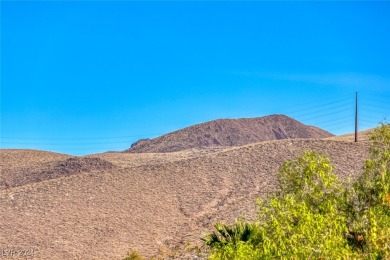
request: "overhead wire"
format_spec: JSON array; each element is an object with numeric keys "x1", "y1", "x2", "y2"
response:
[{"x1": 1, "y1": 95, "x2": 388, "y2": 151}]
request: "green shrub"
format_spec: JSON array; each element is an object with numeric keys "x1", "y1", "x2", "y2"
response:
[
  {"x1": 347, "y1": 123, "x2": 390, "y2": 258},
  {"x1": 203, "y1": 221, "x2": 263, "y2": 249}
]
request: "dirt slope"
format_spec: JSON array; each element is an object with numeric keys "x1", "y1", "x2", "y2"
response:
[
  {"x1": 0, "y1": 139, "x2": 370, "y2": 259},
  {"x1": 327, "y1": 128, "x2": 377, "y2": 142},
  {"x1": 125, "y1": 115, "x2": 334, "y2": 153},
  {"x1": 0, "y1": 150, "x2": 116, "y2": 189}
]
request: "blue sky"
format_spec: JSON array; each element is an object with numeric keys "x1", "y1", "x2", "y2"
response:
[{"x1": 1, "y1": 1, "x2": 389, "y2": 155}]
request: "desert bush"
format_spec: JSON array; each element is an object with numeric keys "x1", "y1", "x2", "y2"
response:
[
  {"x1": 203, "y1": 221, "x2": 263, "y2": 249},
  {"x1": 123, "y1": 250, "x2": 145, "y2": 260},
  {"x1": 124, "y1": 243, "x2": 208, "y2": 260}
]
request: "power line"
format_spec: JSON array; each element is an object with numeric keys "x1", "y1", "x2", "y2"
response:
[
  {"x1": 0, "y1": 133, "x2": 161, "y2": 140},
  {"x1": 287, "y1": 102, "x2": 353, "y2": 119},
  {"x1": 0, "y1": 140, "x2": 132, "y2": 145},
  {"x1": 1, "y1": 98, "x2": 354, "y2": 141},
  {"x1": 362, "y1": 97, "x2": 390, "y2": 106},
  {"x1": 1, "y1": 95, "x2": 387, "y2": 149}
]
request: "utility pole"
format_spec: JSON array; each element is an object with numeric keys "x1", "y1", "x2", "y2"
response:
[{"x1": 355, "y1": 92, "x2": 358, "y2": 142}]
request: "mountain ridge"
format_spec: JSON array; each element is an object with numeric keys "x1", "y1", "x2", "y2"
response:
[{"x1": 125, "y1": 114, "x2": 334, "y2": 153}]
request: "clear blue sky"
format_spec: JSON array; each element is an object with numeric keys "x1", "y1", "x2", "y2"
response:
[{"x1": 1, "y1": 1, "x2": 389, "y2": 155}]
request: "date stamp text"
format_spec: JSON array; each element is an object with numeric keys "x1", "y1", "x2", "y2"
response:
[{"x1": 0, "y1": 248, "x2": 35, "y2": 258}]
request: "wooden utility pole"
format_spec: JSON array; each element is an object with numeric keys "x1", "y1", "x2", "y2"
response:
[{"x1": 355, "y1": 92, "x2": 358, "y2": 142}]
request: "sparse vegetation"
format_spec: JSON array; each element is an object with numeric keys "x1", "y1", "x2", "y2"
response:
[
  {"x1": 124, "y1": 250, "x2": 146, "y2": 260},
  {"x1": 123, "y1": 243, "x2": 207, "y2": 260},
  {"x1": 204, "y1": 124, "x2": 390, "y2": 259}
]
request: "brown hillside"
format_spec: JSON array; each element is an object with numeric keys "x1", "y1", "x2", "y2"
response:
[
  {"x1": 125, "y1": 114, "x2": 334, "y2": 153},
  {"x1": 0, "y1": 138, "x2": 370, "y2": 259},
  {"x1": 0, "y1": 149, "x2": 116, "y2": 189},
  {"x1": 326, "y1": 127, "x2": 380, "y2": 142}
]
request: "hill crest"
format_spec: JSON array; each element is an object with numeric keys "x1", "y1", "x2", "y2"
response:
[{"x1": 125, "y1": 114, "x2": 334, "y2": 153}]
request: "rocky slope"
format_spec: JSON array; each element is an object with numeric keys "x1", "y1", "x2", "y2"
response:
[{"x1": 125, "y1": 114, "x2": 334, "y2": 153}]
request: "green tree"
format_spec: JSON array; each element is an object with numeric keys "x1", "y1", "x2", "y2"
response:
[
  {"x1": 347, "y1": 124, "x2": 390, "y2": 258},
  {"x1": 206, "y1": 152, "x2": 355, "y2": 259},
  {"x1": 255, "y1": 152, "x2": 353, "y2": 258},
  {"x1": 356, "y1": 123, "x2": 390, "y2": 207},
  {"x1": 277, "y1": 151, "x2": 341, "y2": 211}
]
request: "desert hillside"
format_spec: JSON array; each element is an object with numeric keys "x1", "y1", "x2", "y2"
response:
[
  {"x1": 125, "y1": 114, "x2": 334, "y2": 153},
  {"x1": 0, "y1": 138, "x2": 370, "y2": 259},
  {"x1": 0, "y1": 149, "x2": 117, "y2": 189},
  {"x1": 326, "y1": 128, "x2": 379, "y2": 142}
]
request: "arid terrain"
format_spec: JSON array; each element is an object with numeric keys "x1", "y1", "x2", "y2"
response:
[
  {"x1": 126, "y1": 115, "x2": 333, "y2": 153},
  {"x1": 0, "y1": 118, "x2": 373, "y2": 259}
]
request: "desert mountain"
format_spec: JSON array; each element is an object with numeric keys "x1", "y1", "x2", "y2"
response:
[{"x1": 125, "y1": 114, "x2": 334, "y2": 153}]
